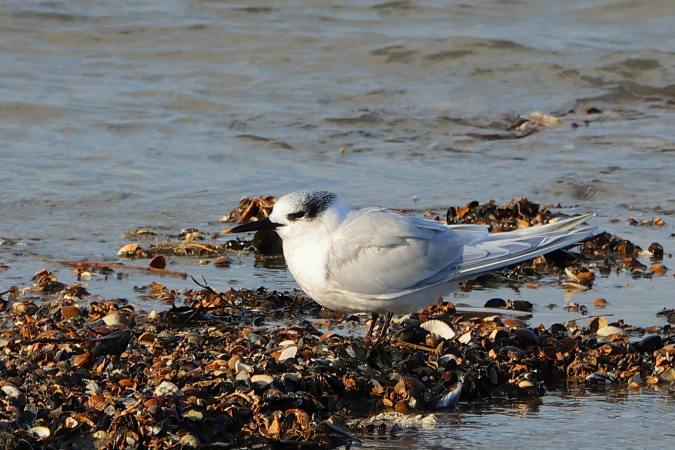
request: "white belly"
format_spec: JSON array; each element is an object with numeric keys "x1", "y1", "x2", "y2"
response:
[{"x1": 308, "y1": 282, "x2": 459, "y2": 314}]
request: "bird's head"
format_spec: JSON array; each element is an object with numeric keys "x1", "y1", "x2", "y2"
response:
[{"x1": 226, "y1": 191, "x2": 339, "y2": 239}]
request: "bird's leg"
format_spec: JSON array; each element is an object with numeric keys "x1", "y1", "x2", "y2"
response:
[
  {"x1": 375, "y1": 312, "x2": 393, "y2": 344},
  {"x1": 365, "y1": 312, "x2": 379, "y2": 341}
]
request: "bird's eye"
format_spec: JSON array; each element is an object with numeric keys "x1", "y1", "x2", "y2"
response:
[{"x1": 287, "y1": 211, "x2": 305, "y2": 221}]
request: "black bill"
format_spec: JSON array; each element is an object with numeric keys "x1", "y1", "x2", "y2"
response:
[{"x1": 226, "y1": 217, "x2": 281, "y2": 233}]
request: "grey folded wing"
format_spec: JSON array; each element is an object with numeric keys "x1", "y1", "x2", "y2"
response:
[{"x1": 324, "y1": 208, "x2": 487, "y2": 299}]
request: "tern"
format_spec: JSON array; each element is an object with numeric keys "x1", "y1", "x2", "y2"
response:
[{"x1": 228, "y1": 191, "x2": 598, "y2": 338}]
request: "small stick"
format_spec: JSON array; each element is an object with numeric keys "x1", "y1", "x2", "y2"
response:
[
  {"x1": 22, "y1": 336, "x2": 88, "y2": 344},
  {"x1": 567, "y1": 313, "x2": 615, "y2": 323},
  {"x1": 391, "y1": 340, "x2": 436, "y2": 352},
  {"x1": 53, "y1": 259, "x2": 188, "y2": 279}
]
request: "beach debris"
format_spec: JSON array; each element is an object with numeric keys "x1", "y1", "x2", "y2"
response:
[
  {"x1": 221, "y1": 195, "x2": 276, "y2": 223},
  {"x1": 0, "y1": 276, "x2": 672, "y2": 449},
  {"x1": 513, "y1": 112, "x2": 562, "y2": 132},
  {"x1": 628, "y1": 216, "x2": 666, "y2": 227}
]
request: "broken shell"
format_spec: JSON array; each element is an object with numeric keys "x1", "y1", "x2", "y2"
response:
[
  {"x1": 597, "y1": 326, "x2": 624, "y2": 337},
  {"x1": 651, "y1": 263, "x2": 667, "y2": 275},
  {"x1": 117, "y1": 243, "x2": 142, "y2": 257},
  {"x1": 154, "y1": 381, "x2": 181, "y2": 397},
  {"x1": 102, "y1": 311, "x2": 126, "y2": 327},
  {"x1": 420, "y1": 320, "x2": 456, "y2": 340},
  {"x1": 138, "y1": 332, "x2": 156, "y2": 345},
  {"x1": 251, "y1": 374, "x2": 274, "y2": 387},
  {"x1": 178, "y1": 434, "x2": 201, "y2": 448},
  {"x1": 236, "y1": 369, "x2": 251, "y2": 383},
  {"x1": 457, "y1": 331, "x2": 472, "y2": 344},
  {"x1": 278, "y1": 339, "x2": 297, "y2": 348},
  {"x1": 234, "y1": 359, "x2": 253, "y2": 373},
  {"x1": 658, "y1": 367, "x2": 675, "y2": 383},
  {"x1": 28, "y1": 426, "x2": 51, "y2": 440},
  {"x1": 1, "y1": 385, "x2": 21, "y2": 399},
  {"x1": 65, "y1": 417, "x2": 79, "y2": 429},
  {"x1": 633, "y1": 335, "x2": 663, "y2": 353},
  {"x1": 212, "y1": 256, "x2": 232, "y2": 268},
  {"x1": 436, "y1": 380, "x2": 462, "y2": 409},
  {"x1": 483, "y1": 298, "x2": 506, "y2": 308},
  {"x1": 79, "y1": 271, "x2": 92, "y2": 280},
  {"x1": 502, "y1": 318, "x2": 527, "y2": 329},
  {"x1": 593, "y1": 298, "x2": 608, "y2": 308},
  {"x1": 585, "y1": 372, "x2": 612, "y2": 385},
  {"x1": 149, "y1": 255, "x2": 166, "y2": 269},
  {"x1": 278, "y1": 344, "x2": 298, "y2": 362},
  {"x1": 589, "y1": 316, "x2": 608, "y2": 332},
  {"x1": 648, "y1": 242, "x2": 664, "y2": 259},
  {"x1": 183, "y1": 410, "x2": 204, "y2": 422},
  {"x1": 527, "y1": 111, "x2": 562, "y2": 127}
]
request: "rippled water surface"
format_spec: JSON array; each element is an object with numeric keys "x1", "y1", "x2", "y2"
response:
[{"x1": 1, "y1": 0, "x2": 674, "y2": 447}]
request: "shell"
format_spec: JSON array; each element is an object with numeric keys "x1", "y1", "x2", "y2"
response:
[
  {"x1": 183, "y1": 410, "x2": 204, "y2": 422},
  {"x1": 251, "y1": 374, "x2": 274, "y2": 387},
  {"x1": 117, "y1": 243, "x2": 141, "y2": 256},
  {"x1": 596, "y1": 326, "x2": 623, "y2": 337},
  {"x1": 585, "y1": 372, "x2": 613, "y2": 385},
  {"x1": 149, "y1": 255, "x2": 166, "y2": 269},
  {"x1": 436, "y1": 380, "x2": 462, "y2": 409},
  {"x1": 420, "y1": 320, "x2": 456, "y2": 340},
  {"x1": 1, "y1": 385, "x2": 21, "y2": 399},
  {"x1": 28, "y1": 426, "x2": 51, "y2": 439},
  {"x1": 278, "y1": 345, "x2": 298, "y2": 362},
  {"x1": 154, "y1": 381, "x2": 181, "y2": 397}
]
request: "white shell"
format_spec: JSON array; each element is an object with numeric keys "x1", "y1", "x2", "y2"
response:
[
  {"x1": 279, "y1": 345, "x2": 298, "y2": 362},
  {"x1": 596, "y1": 326, "x2": 623, "y2": 337},
  {"x1": 235, "y1": 369, "x2": 250, "y2": 382},
  {"x1": 102, "y1": 311, "x2": 124, "y2": 327},
  {"x1": 154, "y1": 381, "x2": 181, "y2": 397},
  {"x1": 458, "y1": 331, "x2": 472, "y2": 344},
  {"x1": 420, "y1": 320, "x2": 456, "y2": 340},
  {"x1": 183, "y1": 410, "x2": 203, "y2": 422},
  {"x1": 1, "y1": 385, "x2": 21, "y2": 399},
  {"x1": 28, "y1": 426, "x2": 51, "y2": 439},
  {"x1": 251, "y1": 374, "x2": 274, "y2": 387},
  {"x1": 234, "y1": 360, "x2": 253, "y2": 373}
]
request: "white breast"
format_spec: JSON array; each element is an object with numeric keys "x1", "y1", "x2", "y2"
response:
[{"x1": 282, "y1": 231, "x2": 331, "y2": 299}]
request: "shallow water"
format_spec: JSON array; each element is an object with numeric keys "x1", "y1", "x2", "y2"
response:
[
  {"x1": 361, "y1": 386, "x2": 675, "y2": 449},
  {"x1": 1, "y1": 0, "x2": 674, "y2": 446}
]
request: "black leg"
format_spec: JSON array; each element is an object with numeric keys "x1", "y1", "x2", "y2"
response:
[
  {"x1": 365, "y1": 312, "x2": 379, "y2": 340},
  {"x1": 375, "y1": 312, "x2": 393, "y2": 343}
]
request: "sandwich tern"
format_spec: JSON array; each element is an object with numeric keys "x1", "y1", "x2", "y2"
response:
[{"x1": 228, "y1": 191, "x2": 598, "y2": 335}]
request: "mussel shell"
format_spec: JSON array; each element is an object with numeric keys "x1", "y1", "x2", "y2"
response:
[
  {"x1": 632, "y1": 335, "x2": 663, "y2": 353},
  {"x1": 483, "y1": 298, "x2": 507, "y2": 308}
]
